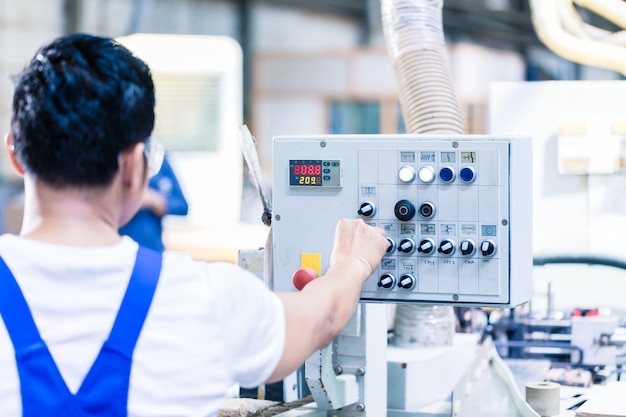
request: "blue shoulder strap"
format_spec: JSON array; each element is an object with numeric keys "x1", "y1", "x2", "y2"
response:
[{"x1": 0, "y1": 246, "x2": 162, "y2": 417}]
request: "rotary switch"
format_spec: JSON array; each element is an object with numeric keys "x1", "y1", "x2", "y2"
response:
[
  {"x1": 378, "y1": 273, "x2": 395, "y2": 290},
  {"x1": 398, "y1": 238, "x2": 415, "y2": 254},
  {"x1": 398, "y1": 274, "x2": 416, "y2": 290},
  {"x1": 438, "y1": 239, "x2": 455, "y2": 255},
  {"x1": 460, "y1": 240, "x2": 475, "y2": 256},
  {"x1": 417, "y1": 238, "x2": 435, "y2": 254},
  {"x1": 481, "y1": 240, "x2": 496, "y2": 257},
  {"x1": 358, "y1": 202, "x2": 376, "y2": 217}
]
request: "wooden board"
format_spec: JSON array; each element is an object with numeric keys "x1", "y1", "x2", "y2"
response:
[{"x1": 576, "y1": 382, "x2": 626, "y2": 417}]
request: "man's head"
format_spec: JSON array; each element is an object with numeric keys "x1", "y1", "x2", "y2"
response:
[{"x1": 9, "y1": 33, "x2": 155, "y2": 188}]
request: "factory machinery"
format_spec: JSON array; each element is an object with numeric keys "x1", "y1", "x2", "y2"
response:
[{"x1": 266, "y1": 133, "x2": 534, "y2": 417}]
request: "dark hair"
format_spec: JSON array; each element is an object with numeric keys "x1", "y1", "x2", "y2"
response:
[{"x1": 10, "y1": 33, "x2": 155, "y2": 187}]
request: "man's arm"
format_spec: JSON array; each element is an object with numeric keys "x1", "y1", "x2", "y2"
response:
[{"x1": 267, "y1": 218, "x2": 387, "y2": 383}]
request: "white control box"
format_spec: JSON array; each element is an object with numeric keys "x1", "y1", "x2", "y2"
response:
[{"x1": 272, "y1": 134, "x2": 532, "y2": 307}]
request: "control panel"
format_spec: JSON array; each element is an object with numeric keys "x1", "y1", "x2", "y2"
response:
[{"x1": 272, "y1": 134, "x2": 532, "y2": 307}]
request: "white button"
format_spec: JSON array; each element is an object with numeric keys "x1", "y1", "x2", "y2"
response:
[
  {"x1": 398, "y1": 165, "x2": 416, "y2": 183},
  {"x1": 418, "y1": 166, "x2": 436, "y2": 183}
]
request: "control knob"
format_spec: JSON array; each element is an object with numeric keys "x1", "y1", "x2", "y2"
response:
[
  {"x1": 438, "y1": 239, "x2": 455, "y2": 255},
  {"x1": 357, "y1": 202, "x2": 376, "y2": 217},
  {"x1": 378, "y1": 274, "x2": 396, "y2": 290},
  {"x1": 460, "y1": 240, "x2": 475, "y2": 256},
  {"x1": 480, "y1": 240, "x2": 496, "y2": 257},
  {"x1": 398, "y1": 274, "x2": 416, "y2": 290},
  {"x1": 397, "y1": 238, "x2": 415, "y2": 254},
  {"x1": 417, "y1": 238, "x2": 435, "y2": 254}
]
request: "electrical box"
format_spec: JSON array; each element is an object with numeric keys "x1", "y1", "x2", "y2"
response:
[{"x1": 272, "y1": 134, "x2": 532, "y2": 307}]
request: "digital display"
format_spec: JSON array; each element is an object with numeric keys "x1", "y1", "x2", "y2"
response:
[
  {"x1": 461, "y1": 151, "x2": 477, "y2": 163},
  {"x1": 289, "y1": 159, "x2": 342, "y2": 187}
]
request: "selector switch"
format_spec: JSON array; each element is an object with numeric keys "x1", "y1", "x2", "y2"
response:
[
  {"x1": 438, "y1": 239, "x2": 455, "y2": 255},
  {"x1": 394, "y1": 200, "x2": 416, "y2": 221},
  {"x1": 481, "y1": 240, "x2": 496, "y2": 257},
  {"x1": 378, "y1": 273, "x2": 396, "y2": 290},
  {"x1": 398, "y1": 274, "x2": 416, "y2": 290},
  {"x1": 417, "y1": 238, "x2": 435, "y2": 254},
  {"x1": 460, "y1": 240, "x2": 475, "y2": 256},
  {"x1": 398, "y1": 238, "x2": 415, "y2": 254},
  {"x1": 398, "y1": 165, "x2": 416, "y2": 183},
  {"x1": 358, "y1": 201, "x2": 376, "y2": 217}
]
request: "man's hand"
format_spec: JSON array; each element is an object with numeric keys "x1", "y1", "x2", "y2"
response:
[{"x1": 329, "y1": 218, "x2": 388, "y2": 282}]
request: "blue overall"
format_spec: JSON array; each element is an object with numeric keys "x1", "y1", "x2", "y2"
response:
[{"x1": 0, "y1": 246, "x2": 162, "y2": 417}]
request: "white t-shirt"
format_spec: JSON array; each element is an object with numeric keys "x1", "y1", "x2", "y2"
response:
[{"x1": 0, "y1": 234, "x2": 285, "y2": 417}]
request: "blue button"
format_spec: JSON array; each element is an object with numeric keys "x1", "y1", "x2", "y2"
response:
[
  {"x1": 439, "y1": 167, "x2": 455, "y2": 183},
  {"x1": 460, "y1": 167, "x2": 475, "y2": 183}
]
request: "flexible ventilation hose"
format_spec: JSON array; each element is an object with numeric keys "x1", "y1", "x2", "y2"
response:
[
  {"x1": 381, "y1": 0, "x2": 464, "y2": 347},
  {"x1": 381, "y1": 0, "x2": 465, "y2": 135}
]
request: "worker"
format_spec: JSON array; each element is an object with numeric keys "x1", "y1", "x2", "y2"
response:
[
  {"x1": 119, "y1": 154, "x2": 188, "y2": 252},
  {"x1": 0, "y1": 34, "x2": 388, "y2": 416}
]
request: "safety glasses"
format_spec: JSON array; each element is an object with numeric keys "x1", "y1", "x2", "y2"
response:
[{"x1": 144, "y1": 139, "x2": 165, "y2": 177}]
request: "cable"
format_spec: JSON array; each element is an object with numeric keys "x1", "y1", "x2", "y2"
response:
[{"x1": 533, "y1": 255, "x2": 626, "y2": 271}]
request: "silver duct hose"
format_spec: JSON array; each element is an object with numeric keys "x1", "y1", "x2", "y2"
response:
[
  {"x1": 382, "y1": 0, "x2": 464, "y2": 347},
  {"x1": 381, "y1": 0, "x2": 465, "y2": 135}
]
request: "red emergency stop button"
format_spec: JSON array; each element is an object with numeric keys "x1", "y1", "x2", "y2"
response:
[{"x1": 292, "y1": 268, "x2": 319, "y2": 290}]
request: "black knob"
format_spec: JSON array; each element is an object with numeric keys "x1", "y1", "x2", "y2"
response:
[
  {"x1": 438, "y1": 239, "x2": 455, "y2": 255},
  {"x1": 386, "y1": 238, "x2": 395, "y2": 253},
  {"x1": 394, "y1": 200, "x2": 416, "y2": 221},
  {"x1": 460, "y1": 240, "x2": 475, "y2": 256},
  {"x1": 481, "y1": 240, "x2": 496, "y2": 257},
  {"x1": 417, "y1": 239, "x2": 435, "y2": 254},
  {"x1": 358, "y1": 202, "x2": 376, "y2": 217},
  {"x1": 378, "y1": 274, "x2": 395, "y2": 289},
  {"x1": 398, "y1": 274, "x2": 416, "y2": 290},
  {"x1": 398, "y1": 238, "x2": 415, "y2": 254}
]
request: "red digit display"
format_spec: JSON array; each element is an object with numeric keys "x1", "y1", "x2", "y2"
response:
[{"x1": 293, "y1": 164, "x2": 321, "y2": 176}]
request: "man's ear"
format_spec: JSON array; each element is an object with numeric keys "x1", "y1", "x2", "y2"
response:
[
  {"x1": 119, "y1": 142, "x2": 147, "y2": 188},
  {"x1": 4, "y1": 132, "x2": 25, "y2": 176}
]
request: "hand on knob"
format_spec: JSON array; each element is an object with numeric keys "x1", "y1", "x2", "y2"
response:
[{"x1": 292, "y1": 268, "x2": 319, "y2": 291}]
